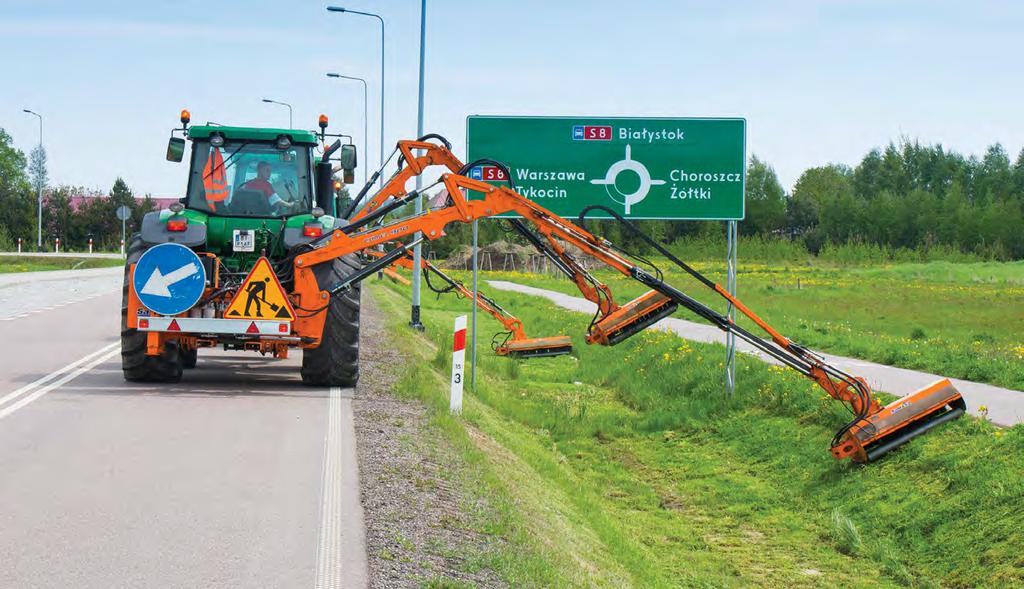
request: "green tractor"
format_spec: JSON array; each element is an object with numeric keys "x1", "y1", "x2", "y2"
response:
[{"x1": 121, "y1": 110, "x2": 361, "y2": 385}]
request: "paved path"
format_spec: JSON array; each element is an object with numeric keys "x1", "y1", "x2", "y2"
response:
[
  {"x1": 488, "y1": 280, "x2": 1023, "y2": 427},
  {"x1": 0, "y1": 272, "x2": 368, "y2": 588}
]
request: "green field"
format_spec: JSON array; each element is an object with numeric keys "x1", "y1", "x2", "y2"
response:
[
  {"x1": 0, "y1": 255, "x2": 123, "y2": 273},
  {"x1": 464, "y1": 257, "x2": 1024, "y2": 391},
  {"x1": 372, "y1": 274, "x2": 1023, "y2": 588}
]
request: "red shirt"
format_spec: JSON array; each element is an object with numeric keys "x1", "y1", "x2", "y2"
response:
[{"x1": 241, "y1": 178, "x2": 274, "y2": 198}]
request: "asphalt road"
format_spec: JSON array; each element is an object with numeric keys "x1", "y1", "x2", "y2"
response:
[
  {"x1": 489, "y1": 280, "x2": 1024, "y2": 427},
  {"x1": 0, "y1": 268, "x2": 367, "y2": 588}
]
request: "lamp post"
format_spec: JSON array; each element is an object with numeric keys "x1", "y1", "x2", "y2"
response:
[
  {"x1": 409, "y1": 0, "x2": 427, "y2": 330},
  {"x1": 261, "y1": 98, "x2": 293, "y2": 129},
  {"x1": 22, "y1": 109, "x2": 42, "y2": 251},
  {"x1": 326, "y1": 72, "x2": 369, "y2": 186},
  {"x1": 326, "y1": 7, "x2": 385, "y2": 190}
]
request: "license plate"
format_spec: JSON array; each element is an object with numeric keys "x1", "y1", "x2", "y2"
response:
[{"x1": 233, "y1": 230, "x2": 255, "y2": 252}]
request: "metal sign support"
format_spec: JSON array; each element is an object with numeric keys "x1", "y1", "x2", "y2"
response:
[
  {"x1": 470, "y1": 220, "x2": 478, "y2": 389},
  {"x1": 725, "y1": 220, "x2": 737, "y2": 394}
]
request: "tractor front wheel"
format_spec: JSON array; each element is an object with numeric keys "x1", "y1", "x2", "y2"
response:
[{"x1": 300, "y1": 255, "x2": 361, "y2": 387}]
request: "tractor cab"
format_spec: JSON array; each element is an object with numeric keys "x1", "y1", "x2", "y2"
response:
[{"x1": 155, "y1": 111, "x2": 357, "y2": 270}]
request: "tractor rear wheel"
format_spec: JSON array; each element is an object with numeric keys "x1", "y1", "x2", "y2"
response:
[
  {"x1": 300, "y1": 254, "x2": 361, "y2": 387},
  {"x1": 120, "y1": 234, "x2": 184, "y2": 383}
]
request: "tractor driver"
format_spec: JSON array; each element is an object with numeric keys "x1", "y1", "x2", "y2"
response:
[{"x1": 239, "y1": 161, "x2": 299, "y2": 213}]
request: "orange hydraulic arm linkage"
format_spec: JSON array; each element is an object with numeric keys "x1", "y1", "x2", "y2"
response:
[
  {"x1": 343, "y1": 134, "x2": 464, "y2": 223},
  {"x1": 368, "y1": 249, "x2": 572, "y2": 358},
  {"x1": 293, "y1": 147, "x2": 964, "y2": 464}
]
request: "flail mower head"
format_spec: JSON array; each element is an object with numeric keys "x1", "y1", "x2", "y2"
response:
[
  {"x1": 832, "y1": 378, "x2": 966, "y2": 462},
  {"x1": 497, "y1": 335, "x2": 573, "y2": 359},
  {"x1": 587, "y1": 291, "x2": 678, "y2": 346}
]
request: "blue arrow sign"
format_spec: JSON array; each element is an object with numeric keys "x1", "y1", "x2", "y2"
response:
[{"x1": 132, "y1": 243, "x2": 207, "y2": 316}]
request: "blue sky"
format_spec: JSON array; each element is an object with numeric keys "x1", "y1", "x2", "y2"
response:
[{"x1": 1, "y1": 0, "x2": 1022, "y2": 197}]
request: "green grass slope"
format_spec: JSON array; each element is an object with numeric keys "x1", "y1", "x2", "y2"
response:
[{"x1": 373, "y1": 276, "x2": 1023, "y2": 588}]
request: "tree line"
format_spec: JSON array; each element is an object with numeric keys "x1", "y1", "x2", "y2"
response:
[
  {"x1": 439, "y1": 139, "x2": 1024, "y2": 261},
  {"x1": 1, "y1": 124, "x2": 1022, "y2": 259},
  {"x1": 0, "y1": 128, "x2": 155, "y2": 250}
]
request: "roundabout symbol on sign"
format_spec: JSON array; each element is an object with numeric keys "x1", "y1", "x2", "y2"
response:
[{"x1": 589, "y1": 144, "x2": 665, "y2": 215}]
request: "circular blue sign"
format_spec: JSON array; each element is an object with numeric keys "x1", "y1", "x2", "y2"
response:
[{"x1": 132, "y1": 243, "x2": 207, "y2": 316}]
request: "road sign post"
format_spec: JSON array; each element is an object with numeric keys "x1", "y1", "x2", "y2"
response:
[
  {"x1": 116, "y1": 205, "x2": 131, "y2": 258},
  {"x1": 466, "y1": 116, "x2": 746, "y2": 394},
  {"x1": 450, "y1": 315, "x2": 467, "y2": 415}
]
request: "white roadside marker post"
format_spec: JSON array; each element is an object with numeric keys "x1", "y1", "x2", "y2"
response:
[
  {"x1": 55, "y1": 237, "x2": 60, "y2": 253},
  {"x1": 450, "y1": 314, "x2": 467, "y2": 415},
  {"x1": 121, "y1": 238, "x2": 125, "y2": 257},
  {"x1": 17, "y1": 238, "x2": 22, "y2": 253},
  {"x1": 88, "y1": 238, "x2": 93, "y2": 254}
]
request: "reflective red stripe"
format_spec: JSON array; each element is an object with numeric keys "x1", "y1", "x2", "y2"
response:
[{"x1": 453, "y1": 329, "x2": 466, "y2": 352}]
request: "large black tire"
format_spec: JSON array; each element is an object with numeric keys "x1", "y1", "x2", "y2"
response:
[
  {"x1": 300, "y1": 254, "x2": 361, "y2": 387},
  {"x1": 121, "y1": 234, "x2": 184, "y2": 382},
  {"x1": 181, "y1": 348, "x2": 198, "y2": 369}
]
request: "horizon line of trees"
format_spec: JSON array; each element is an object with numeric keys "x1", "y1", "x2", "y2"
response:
[
  {"x1": 438, "y1": 139, "x2": 1024, "y2": 260},
  {"x1": 1, "y1": 126, "x2": 1022, "y2": 259},
  {"x1": 0, "y1": 128, "x2": 155, "y2": 250}
]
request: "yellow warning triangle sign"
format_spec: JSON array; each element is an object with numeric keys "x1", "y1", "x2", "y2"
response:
[{"x1": 224, "y1": 257, "x2": 296, "y2": 321}]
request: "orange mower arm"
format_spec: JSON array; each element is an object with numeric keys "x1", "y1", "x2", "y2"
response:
[{"x1": 291, "y1": 148, "x2": 965, "y2": 463}]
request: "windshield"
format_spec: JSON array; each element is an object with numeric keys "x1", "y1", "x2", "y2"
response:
[{"x1": 186, "y1": 140, "x2": 313, "y2": 217}]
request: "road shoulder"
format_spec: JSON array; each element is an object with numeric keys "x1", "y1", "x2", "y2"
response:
[{"x1": 355, "y1": 285, "x2": 508, "y2": 588}]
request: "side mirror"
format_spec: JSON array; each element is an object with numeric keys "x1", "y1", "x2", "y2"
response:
[
  {"x1": 339, "y1": 144, "x2": 357, "y2": 173},
  {"x1": 166, "y1": 137, "x2": 185, "y2": 162}
]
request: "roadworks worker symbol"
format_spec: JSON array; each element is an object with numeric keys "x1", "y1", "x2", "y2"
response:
[
  {"x1": 590, "y1": 144, "x2": 665, "y2": 215},
  {"x1": 224, "y1": 257, "x2": 296, "y2": 320}
]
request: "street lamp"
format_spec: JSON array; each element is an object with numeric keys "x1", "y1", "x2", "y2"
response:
[
  {"x1": 261, "y1": 98, "x2": 293, "y2": 129},
  {"x1": 22, "y1": 109, "x2": 42, "y2": 251},
  {"x1": 325, "y1": 72, "x2": 370, "y2": 185},
  {"x1": 410, "y1": 0, "x2": 427, "y2": 330},
  {"x1": 326, "y1": 7, "x2": 385, "y2": 191}
]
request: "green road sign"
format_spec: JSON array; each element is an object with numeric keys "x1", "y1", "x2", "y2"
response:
[{"x1": 466, "y1": 116, "x2": 746, "y2": 220}]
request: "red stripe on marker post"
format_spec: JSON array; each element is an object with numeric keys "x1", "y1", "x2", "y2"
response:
[{"x1": 450, "y1": 315, "x2": 467, "y2": 414}]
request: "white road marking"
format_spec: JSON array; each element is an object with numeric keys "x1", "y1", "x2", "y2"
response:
[
  {"x1": 0, "y1": 342, "x2": 118, "y2": 409},
  {"x1": 315, "y1": 386, "x2": 368, "y2": 589},
  {"x1": 0, "y1": 343, "x2": 120, "y2": 421}
]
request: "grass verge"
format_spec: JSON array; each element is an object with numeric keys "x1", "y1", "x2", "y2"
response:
[{"x1": 373, "y1": 276, "x2": 1023, "y2": 588}]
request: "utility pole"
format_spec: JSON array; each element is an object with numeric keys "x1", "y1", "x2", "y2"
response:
[
  {"x1": 326, "y1": 73, "x2": 369, "y2": 186},
  {"x1": 327, "y1": 7, "x2": 385, "y2": 189},
  {"x1": 409, "y1": 0, "x2": 427, "y2": 330},
  {"x1": 22, "y1": 109, "x2": 42, "y2": 251},
  {"x1": 261, "y1": 98, "x2": 293, "y2": 128}
]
